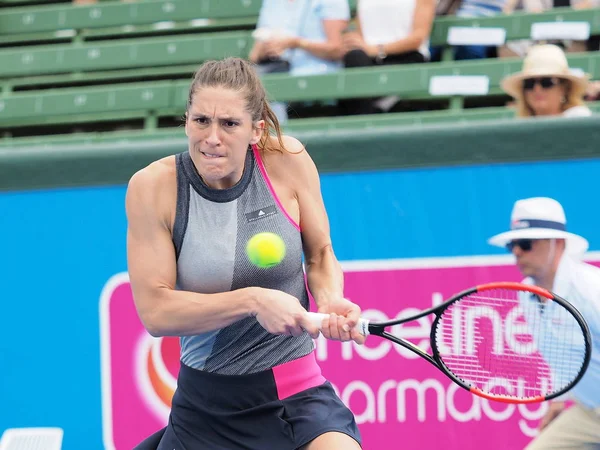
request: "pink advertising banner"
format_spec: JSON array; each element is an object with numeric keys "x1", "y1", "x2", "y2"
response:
[{"x1": 99, "y1": 255, "x2": 600, "y2": 450}]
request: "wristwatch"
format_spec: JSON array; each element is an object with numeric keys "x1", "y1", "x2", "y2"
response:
[{"x1": 376, "y1": 44, "x2": 387, "y2": 63}]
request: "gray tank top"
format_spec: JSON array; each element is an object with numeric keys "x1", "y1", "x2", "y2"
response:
[{"x1": 172, "y1": 147, "x2": 314, "y2": 375}]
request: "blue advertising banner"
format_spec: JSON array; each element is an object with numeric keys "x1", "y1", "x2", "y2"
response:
[{"x1": 1, "y1": 157, "x2": 598, "y2": 449}]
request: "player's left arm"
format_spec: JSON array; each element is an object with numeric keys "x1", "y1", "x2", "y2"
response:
[{"x1": 283, "y1": 136, "x2": 364, "y2": 344}]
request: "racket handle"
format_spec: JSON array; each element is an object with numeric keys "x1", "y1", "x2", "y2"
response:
[{"x1": 306, "y1": 312, "x2": 370, "y2": 336}]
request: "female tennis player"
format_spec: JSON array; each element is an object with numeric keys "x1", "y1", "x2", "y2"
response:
[{"x1": 126, "y1": 57, "x2": 363, "y2": 449}]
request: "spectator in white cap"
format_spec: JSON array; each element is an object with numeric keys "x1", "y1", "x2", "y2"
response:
[
  {"x1": 488, "y1": 197, "x2": 600, "y2": 449},
  {"x1": 501, "y1": 44, "x2": 592, "y2": 119}
]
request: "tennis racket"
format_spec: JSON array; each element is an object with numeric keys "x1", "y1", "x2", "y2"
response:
[{"x1": 307, "y1": 282, "x2": 591, "y2": 404}]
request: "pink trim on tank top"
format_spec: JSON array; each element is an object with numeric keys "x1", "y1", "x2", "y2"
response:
[
  {"x1": 252, "y1": 144, "x2": 301, "y2": 231},
  {"x1": 304, "y1": 273, "x2": 317, "y2": 310},
  {"x1": 271, "y1": 352, "x2": 326, "y2": 400}
]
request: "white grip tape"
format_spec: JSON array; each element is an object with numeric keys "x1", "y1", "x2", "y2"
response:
[{"x1": 306, "y1": 312, "x2": 370, "y2": 336}]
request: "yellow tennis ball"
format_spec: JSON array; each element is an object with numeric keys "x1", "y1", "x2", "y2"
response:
[{"x1": 246, "y1": 232, "x2": 286, "y2": 268}]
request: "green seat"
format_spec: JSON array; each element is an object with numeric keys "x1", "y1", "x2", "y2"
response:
[
  {"x1": 1, "y1": 2, "x2": 598, "y2": 52},
  {"x1": 3, "y1": 1, "x2": 597, "y2": 43},
  {"x1": 0, "y1": 31, "x2": 251, "y2": 78},
  {"x1": 429, "y1": 7, "x2": 600, "y2": 46},
  {"x1": 2, "y1": 52, "x2": 599, "y2": 126},
  {"x1": 1, "y1": 6, "x2": 598, "y2": 89},
  {"x1": 0, "y1": 0, "x2": 262, "y2": 35},
  {"x1": 0, "y1": 82, "x2": 173, "y2": 122},
  {"x1": 178, "y1": 52, "x2": 600, "y2": 102},
  {"x1": 2, "y1": 100, "x2": 599, "y2": 149},
  {"x1": 7, "y1": 63, "x2": 200, "y2": 91},
  {"x1": 1, "y1": 2, "x2": 599, "y2": 142}
]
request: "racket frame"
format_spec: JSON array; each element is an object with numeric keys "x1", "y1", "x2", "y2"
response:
[{"x1": 365, "y1": 282, "x2": 592, "y2": 403}]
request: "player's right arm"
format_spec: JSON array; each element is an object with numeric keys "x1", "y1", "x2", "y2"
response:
[
  {"x1": 126, "y1": 160, "x2": 258, "y2": 336},
  {"x1": 125, "y1": 160, "x2": 316, "y2": 338}
]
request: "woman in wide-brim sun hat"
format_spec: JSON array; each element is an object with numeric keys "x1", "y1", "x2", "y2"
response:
[{"x1": 501, "y1": 44, "x2": 592, "y2": 118}]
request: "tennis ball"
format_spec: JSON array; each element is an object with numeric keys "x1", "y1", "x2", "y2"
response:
[{"x1": 246, "y1": 232, "x2": 286, "y2": 268}]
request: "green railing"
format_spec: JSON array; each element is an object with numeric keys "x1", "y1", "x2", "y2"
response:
[{"x1": 1, "y1": 115, "x2": 599, "y2": 191}]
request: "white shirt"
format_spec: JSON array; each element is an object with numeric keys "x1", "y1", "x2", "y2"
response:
[
  {"x1": 522, "y1": 255, "x2": 600, "y2": 409},
  {"x1": 357, "y1": 0, "x2": 430, "y2": 59},
  {"x1": 563, "y1": 105, "x2": 593, "y2": 118}
]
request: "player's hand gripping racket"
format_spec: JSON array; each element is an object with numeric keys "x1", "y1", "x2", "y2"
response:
[{"x1": 308, "y1": 282, "x2": 591, "y2": 404}]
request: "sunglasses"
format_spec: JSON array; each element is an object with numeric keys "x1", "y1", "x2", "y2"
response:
[
  {"x1": 505, "y1": 239, "x2": 534, "y2": 252},
  {"x1": 523, "y1": 77, "x2": 561, "y2": 91}
]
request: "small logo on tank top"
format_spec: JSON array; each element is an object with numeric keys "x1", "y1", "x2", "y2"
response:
[{"x1": 245, "y1": 205, "x2": 278, "y2": 223}]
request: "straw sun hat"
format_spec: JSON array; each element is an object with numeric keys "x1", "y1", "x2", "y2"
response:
[{"x1": 501, "y1": 44, "x2": 589, "y2": 100}]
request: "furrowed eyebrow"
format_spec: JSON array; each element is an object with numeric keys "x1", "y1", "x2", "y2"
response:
[
  {"x1": 192, "y1": 113, "x2": 242, "y2": 122},
  {"x1": 219, "y1": 116, "x2": 242, "y2": 122}
]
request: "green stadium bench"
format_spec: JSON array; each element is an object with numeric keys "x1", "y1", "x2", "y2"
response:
[
  {"x1": 1, "y1": 7, "x2": 598, "y2": 89},
  {"x1": 0, "y1": 17, "x2": 257, "y2": 48},
  {"x1": 0, "y1": 81, "x2": 173, "y2": 125},
  {"x1": 80, "y1": 16, "x2": 257, "y2": 40},
  {"x1": 1, "y1": 52, "x2": 599, "y2": 127},
  {"x1": 188, "y1": 52, "x2": 600, "y2": 102},
  {"x1": 429, "y1": 7, "x2": 600, "y2": 47},
  {"x1": 0, "y1": 108, "x2": 541, "y2": 147},
  {"x1": 0, "y1": 1, "x2": 66, "y2": 5},
  {"x1": 0, "y1": 0, "x2": 257, "y2": 47},
  {"x1": 1, "y1": 2, "x2": 598, "y2": 141},
  {"x1": 2, "y1": 100, "x2": 599, "y2": 149},
  {"x1": 0, "y1": 0, "x2": 262, "y2": 35},
  {"x1": 0, "y1": 31, "x2": 251, "y2": 78},
  {"x1": 3, "y1": 1, "x2": 595, "y2": 43},
  {"x1": 7, "y1": 63, "x2": 200, "y2": 92},
  {"x1": 1, "y1": 1, "x2": 597, "y2": 52}
]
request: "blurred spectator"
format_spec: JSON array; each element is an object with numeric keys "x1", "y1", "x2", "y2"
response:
[
  {"x1": 431, "y1": 0, "x2": 508, "y2": 61},
  {"x1": 498, "y1": 0, "x2": 547, "y2": 59},
  {"x1": 501, "y1": 44, "x2": 592, "y2": 117},
  {"x1": 503, "y1": 0, "x2": 599, "y2": 14},
  {"x1": 454, "y1": 0, "x2": 508, "y2": 59},
  {"x1": 499, "y1": 0, "x2": 596, "y2": 58},
  {"x1": 248, "y1": 0, "x2": 349, "y2": 122},
  {"x1": 574, "y1": 0, "x2": 600, "y2": 52},
  {"x1": 340, "y1": 0, "x2": 435, "y2": 115},
  {"x1": 435, "y1": 0, "x2": 462, "y2": 15},
  {"x1": 428, "y1": 0, "x2": 459, "y2": 62},
  {"x1": 586, "y1": 80, "x2": 600, "y2": 100}
]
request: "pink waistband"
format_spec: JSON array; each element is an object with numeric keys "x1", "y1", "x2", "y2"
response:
[{"x1": 271, "y1": 352, "x2": 326, "y2": 400}]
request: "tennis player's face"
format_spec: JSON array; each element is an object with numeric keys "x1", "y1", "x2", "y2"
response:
[
  {"x1": 185, "y1": 86, "x2": 264, "y2": 189},
  {"x1": 511, "y1": 239, "x2": 553, "y2": 278}
]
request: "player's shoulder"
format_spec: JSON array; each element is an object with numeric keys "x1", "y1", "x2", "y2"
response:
[
  {"x1": 127, "y1": 155, "x2": 176, "y2": 193},
  {"x1": 266, "y1": 134, "x2": 306, "y2": 156},
  {"x1": 263, "y1": 135, "x2": 317, "y2": 178},
  {"x1": 126, "y1": 155, "x2": 177, "y2": 212}
]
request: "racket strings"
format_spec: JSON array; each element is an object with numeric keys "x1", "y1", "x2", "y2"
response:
[{"x1": 434, "y1": 288, "x2": 587, "y2": 400}]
